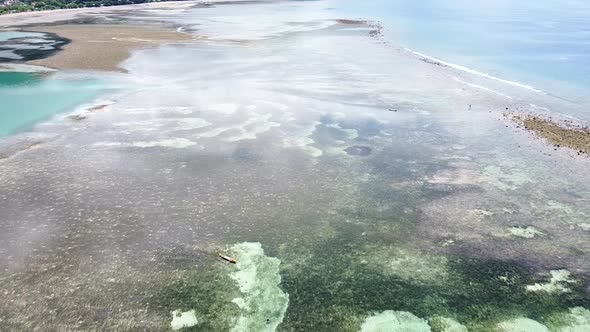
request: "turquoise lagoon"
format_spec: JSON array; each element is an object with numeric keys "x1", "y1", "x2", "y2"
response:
[{"x1": 0, "y1": 72, "x2": 113, "y2": 136}]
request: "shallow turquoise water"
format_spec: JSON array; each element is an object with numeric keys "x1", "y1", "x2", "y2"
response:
[
  {"x1": 334, "y1": 0, "x2": 590, "y2": 110},
  {"x1": 0, "y1": 72, "x2": 39, "y2": 86},
  {"x1": 0, "y1": 72, "x2": 109, "y2": 137}
]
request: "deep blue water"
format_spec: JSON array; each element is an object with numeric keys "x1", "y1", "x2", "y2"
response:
[{"x1": 333, "y1": 0, "x2": 590, "y2": 108}]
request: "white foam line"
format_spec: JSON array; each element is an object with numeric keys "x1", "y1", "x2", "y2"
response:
[
  {"x1": 405, "y1": 48, "x2": 544, "y2": 94},
  {"x1": 453, "y1": 77, "x2": 513, "y2": 99}
]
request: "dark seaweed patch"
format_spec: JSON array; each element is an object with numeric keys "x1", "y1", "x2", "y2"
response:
[
  {"x1": 344, "y1": 145, "x2": 372, "y2": 156},
  {"x1": 0, "y1": 32, "x2": 70, "y2": 62},
  {"x1": 231, "y1": 147, "x2": 260, "y2": 162},
  {"x1": 154, "y1": 258, "x2": 240, "y2": 331},
  {"x1": 278, "y1": 211, "x2": 590, "y2": 331}
]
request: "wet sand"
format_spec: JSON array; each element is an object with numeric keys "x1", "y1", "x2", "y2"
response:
[{"x1": 27, "y1": 24, "x2": 194, "y2": 72}]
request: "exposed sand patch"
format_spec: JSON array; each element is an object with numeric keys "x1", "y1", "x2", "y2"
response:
[
  {"x1": 510, "y1": 114, "x2": 590, "y2": 156},
  {"x1": 27, "y1": 24, "x2": 193, "y2": 72}
]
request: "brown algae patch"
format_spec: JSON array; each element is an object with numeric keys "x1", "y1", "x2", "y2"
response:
[
  {"x1": 27, "y1": 24, "x2": 194, "y2": 72},
  {"x1": 510, "y1": 114, "x2": 590, "y2": 155}
]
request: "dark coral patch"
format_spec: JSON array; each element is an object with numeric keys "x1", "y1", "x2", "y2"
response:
[{"x1": 344, "y1": 145, "x2": 372, "y2": 156}]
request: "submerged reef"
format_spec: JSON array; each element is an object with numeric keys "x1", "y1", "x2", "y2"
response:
[
  {"x1": 345, "y1": 145, "x2": 372, "y2": 156},
  {"x1": 360, "y1": 311, "x2": 430, "y2": 331},
  {"x1": 158, "y1": 242, "x2": 288, "y2": 331},
  {"x1": 496, "y1": 317, "x2": 549, "y2": 332},
  {"x1": 229, "y1": 242, "x2": 289, "y2": 332},
  {"x1": 547, "y1": 307, "x2": 590, "y2": 331},
  {"x1": 170, "y1": 310, "x2": 198, "y2": 330},
  {"x1": 276, "y1": 211, "x2": 590, "y2": 331},
  {"x1": 526, "y1": 270, "x2": 576, "y2": 294},
  {"x1": 429, "y1": 316, "x2": 468, "y2": 332},
  {"x1": 508, "y1": 226, "x2": 546, "y2": 239},
  {"x1": 1, "y1": 3, "x2": 590, "y2": 331}
]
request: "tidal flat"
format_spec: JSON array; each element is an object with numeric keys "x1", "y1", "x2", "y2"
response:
[{"x1": 0, "y1": 1, "x2": 589, "y2": 331}]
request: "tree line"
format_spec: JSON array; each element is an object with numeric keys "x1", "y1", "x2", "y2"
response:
[{"x1": 0, "y1": 0, "x2": 160, "y2": 14}]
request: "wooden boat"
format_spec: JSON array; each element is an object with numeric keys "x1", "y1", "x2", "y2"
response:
[{"x1": 218, "y1": 254, "x2": 237, "y2": 264}]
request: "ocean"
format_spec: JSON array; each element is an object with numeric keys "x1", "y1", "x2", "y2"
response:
[
  {"x1": 334, "y1": 0, "x2": 590, "y2": 111},
  {"x1": 2, "y1": 0, "x2": 590, "y2": 137}
]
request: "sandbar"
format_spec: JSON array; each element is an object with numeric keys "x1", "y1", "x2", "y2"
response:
[{"x1": 26, "y1": 24, "x2": 193, "y2": 72}]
